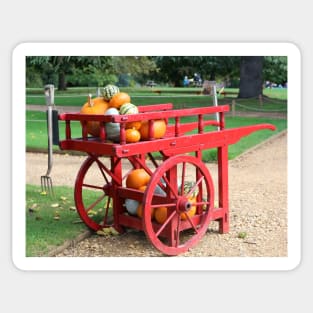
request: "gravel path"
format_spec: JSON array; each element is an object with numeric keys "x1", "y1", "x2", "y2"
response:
[{"x1": 26, "y1": 131, "x2": 287, "y2": 257}]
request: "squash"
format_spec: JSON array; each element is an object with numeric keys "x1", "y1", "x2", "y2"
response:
[
  {"x1": 109, "y1": 92, "x2": 131, "y2": 109},
  {"x1": 126, "y1": 168, "x2": 150, "y2": 189},
  {"x1": 154, "y1": 206, "x2": 168, "y2": 224},
  {"x1": 120, "y1": 102, "x2": 139, "y2": 115},
  {"x1": 102, "y1": 84, "x2": 120, "y2": 101},
  {"x1": 137, "y1": 203, "x2": 155, "y2": 219},
  {"x1": 154, "y1": 184, "x2": 166, "y2": 196},
  {"x1": 119, "y1": 102, "x2": 141, "y2": 130},
  {"x1": 125, "y1": 198, "x2": 139, "y2": 215},
  {"x1": 80, "y1": 94, "x2": 109, "y2": 137},
  {"x1": 105, "y1": 107, "x2": 120, "y2": 142},
  {"x1": 125, "y1": 128, "x2": 141, "y2": 143},
  {"x1": 139, "y1": 119, "x2": 167, "y2": 140},
  {"x1": 126, "y1": 120, "x2": 142, "y2": 130}
]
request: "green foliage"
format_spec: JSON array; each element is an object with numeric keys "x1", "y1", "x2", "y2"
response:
[
  {"x1": 113, "y1": 56, "x2": 157, "y2": 76},
  {"x1": 152, "y1": 56, "x2": 241, "y2": 86},
  {"x1": 263, "y1": 56, "x2": 287, "y2": 84},
  {"x1": 67, "y1": 66, "x2": 118, "y2": 87},
  {"x1": 26, "y1": 56, "x2": 157, "y2": 89},
  {"x1": 26, "y1": 56, "x2": 288, "y2": 90},
  {"x1": 26, "y1": 56, "x2": 114, "y2": 89},
  {"x1": 26, "y1": 66, "x2": 43, "y2": 87}
]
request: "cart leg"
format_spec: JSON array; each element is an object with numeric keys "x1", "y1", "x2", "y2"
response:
[
  {"x1": 111, "y1": 156, "x2": 124, "y2": 233},
  {"x1": 217, "y1": 146, "x2": 229, "y2": 233}
]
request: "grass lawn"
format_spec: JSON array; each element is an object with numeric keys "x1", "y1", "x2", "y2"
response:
[
  {"x1": 26, "y1": 185, "x2": 88, "y2": 256},
  {"x1": 26, "y1": 87, "x2": 287, "y2": 112}
]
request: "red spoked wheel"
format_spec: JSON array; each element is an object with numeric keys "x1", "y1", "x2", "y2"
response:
[
  {"x1": 74, "y1": 155, "x2": 121, "y2": 231},
  {"x1": 142, "y1": 155, "x2": 214, "y2": 256}
]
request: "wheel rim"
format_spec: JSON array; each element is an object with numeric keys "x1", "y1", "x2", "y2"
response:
[
  {"x1": 74, "y1": 156, "x2": 115, "y2": 231},
  {"x1": 142, "y1": 155, "x2": 214, "y2": 256}
]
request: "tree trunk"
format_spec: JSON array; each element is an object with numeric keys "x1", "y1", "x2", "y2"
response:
[
  {"x1": 58, "y1": 71, "x2": 67, "y2": 90},
  {"x1": 238, "y1": 56, "x2": 264, "y2": 98}
]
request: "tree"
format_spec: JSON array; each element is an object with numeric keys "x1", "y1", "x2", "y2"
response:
[
  {"x1": 152, "y1": 56, "x2": 241, "y2": 87},
  {"x1": 263, "y1": 56, "x2": 287, "y2": 85},
  {"x1": 27, "y1": 56, "x2": 113, "y2": 90},
  {"x1": 238, "y1": 56, "x2": 264, "y2": 98},
  {"x1": 112, "y1": 56, "x2": 157, "y2": 86},
  {"x1": 152, "y1": 56, "x2": 194, "y2": 86}
]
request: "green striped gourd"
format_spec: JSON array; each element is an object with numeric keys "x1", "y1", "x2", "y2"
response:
[
  {"x1": 102, "y1": 84, "x2": 120, "y2": 101},
  {"x1": 119, "y1": 102, "x2": 139, "y2": 115}
]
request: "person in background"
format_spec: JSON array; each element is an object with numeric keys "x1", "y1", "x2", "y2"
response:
[{"x1": 183, "y1": 76, "x2": 189, "y2": 87}]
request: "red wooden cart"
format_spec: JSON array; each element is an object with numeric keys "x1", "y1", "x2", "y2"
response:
[{"x1": 57, "y1": 103, "x2": 275, "y2": 256}]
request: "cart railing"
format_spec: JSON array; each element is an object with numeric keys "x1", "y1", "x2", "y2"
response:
[
  {"x1": 58, "y1": 104, "x2": 229, "y2": 143},
  {"x1": 58, "y1": 103, "x2": 275, "y2": 157}
]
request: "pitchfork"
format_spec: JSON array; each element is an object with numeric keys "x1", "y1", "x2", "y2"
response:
[{"x1": 41, "y1": 84, "x2": 56, "y2": 197}]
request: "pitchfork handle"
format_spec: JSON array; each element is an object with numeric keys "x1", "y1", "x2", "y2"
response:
[{"x1": 45, "y1": 84, "x2": 55, "y2": 176}]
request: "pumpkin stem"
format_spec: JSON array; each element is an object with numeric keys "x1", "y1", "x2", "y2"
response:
[{"x1": 88, "y1": 94, "x2": 94, "y2": 107}]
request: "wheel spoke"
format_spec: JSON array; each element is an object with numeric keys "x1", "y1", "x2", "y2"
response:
[
  {"x1": 180, "y1": 162, "x2": 186, "y2": 195},
  {"x1": 186, "y1": 176, "x2": 204, "y2": 198},
  {"x1": 155, "y1": 210, "x2": 177, "y2": 237},
  {"x1": 150, "y1": 202, "x2": 177, "y2": 209},
  {"x1": 82, "y1": 183, "x2": 105, "y2": 191},
  {"x1": 161, "y1": 174, "x2": 179, "y2": 199},
  {"x1": 185, "y1": 213, "x2": 200, "y2": 234},
  {"x1": 194, "y1": 200, "x2": 210, "y2": 207},
  {"x1": 175, "y1": 214, "x2": 181, "y2": 247},
  {"x1": 94, "y1": 157, "x2": 121, "y2": 185},
  {"x1": 94, "y1": 159, "x2": 109, "y2": 184},
  {"x1": 86, "y1": 193, "x2": 105, "y2": 213}
]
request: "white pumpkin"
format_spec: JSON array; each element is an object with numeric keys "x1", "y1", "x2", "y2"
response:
[
  {"x1": 154, "y1": 184, "x2": 166, "y2": 196},
  {"x1": 125, "y1": 198, "x2": 139, "y2": 215},
  {"x1": 105, "y1": 108, "x2": 120, "y2": 142}
]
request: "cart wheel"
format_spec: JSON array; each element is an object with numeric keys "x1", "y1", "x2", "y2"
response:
[
  {"x1": 74, "y1": 155, "x2": 117, "y2": 231},
  {"x1": 142, "y1": 155, "x2": 214, "y2": 256}
]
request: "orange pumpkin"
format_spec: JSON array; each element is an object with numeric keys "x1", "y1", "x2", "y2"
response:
[
  {"x1": 136, "y1": 203, "x2": 155, "y2": 219},
  {"x1": 154, "y1": 206, "x2": 168, "y2": 224},
  {"x1": 180, "y1": 197, "x2": 197, "y2": 220},
  {"x1": 139, "y1": 119, "x2": 167, "y2": 140},
  {"x1": 126, "y1": 120, "x2": 142, "y2": 130},
  {"x1": 126, "y1": 169, "x2": 150, "y2": 189},
  {"x1": 109, "y1": 92, "x2": 131, "y2": 109},
  {"x1": 80, "y1": 95, "x2": 109, "y2": 136},
  {"x1": 125, "y1": 128, "x2": 141, "y2": 143},
  {"x1": 138, "y1": 185, "x2": 147, "y2": 192}
]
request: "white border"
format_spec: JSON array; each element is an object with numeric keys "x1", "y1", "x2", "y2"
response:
[{"x1": 12, "y1": 42, "x2": 301, "y2": 271}]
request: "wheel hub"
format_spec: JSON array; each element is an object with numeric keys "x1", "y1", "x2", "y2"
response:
[{"x1": 177, "y1": 197, "x2": 192, "y2": 213}]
